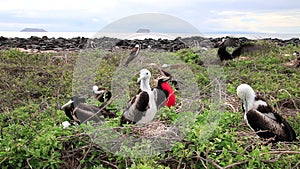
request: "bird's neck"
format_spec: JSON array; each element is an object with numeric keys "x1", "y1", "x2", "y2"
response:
[
  {"x1": 243, "y1": 93, "x2": 255, "y2": 112},
  {"x1": 140, "y1": 78, "x2": 151, "y2": 92}
]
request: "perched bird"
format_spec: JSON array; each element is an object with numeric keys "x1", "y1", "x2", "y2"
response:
[
  {"x1": 61, "y1": 96, "x2": 104, "y2": 125},
  {"x1": 236, "y1": 84, "x2": 297, "y2": 142},
  {"x1": 156, "y1": 73, "x2": 176, "y2": 108},
  {"x1": 92, "y1": 85, "x2": 116, "y2": 118},
  {"x1": 124, "y1": 44, "x2": 140, "y2": 67},
  {"x1": 215, "y1": 37, "x2": 262, "y2": 62},
  {"x1": 120, "y1": 69, "x2": 175, "y2": 126},
  {"x1": 92, "y1": 85, "x2": 112, "y2": 104}
]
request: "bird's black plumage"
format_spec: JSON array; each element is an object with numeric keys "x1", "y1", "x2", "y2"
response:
[
  {"x1": 237, "y1": 84, "x2": 297, "y2": 142},
  {"x1": 61, "y1": 96, "x2": 104, "y2": 124},
  {"x1": 120, "y1": 90, "x2": 150, "y2": 126},
  {"x1": 93, "y1": 86, "x2": 112, "y2": 103},
  {"x1": 217, "y1": 46, "x2": 234, "y2": 61},
  {"x1": 215, "y1": 37, "x2": 262, "y2": 61},
  {"x1": 160, "y1": 68, "x2": 180, "y2": 90},
  {"x1": 92, "y1": 86, "x2": 116, "y2": 118}
]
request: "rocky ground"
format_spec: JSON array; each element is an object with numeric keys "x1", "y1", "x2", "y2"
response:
[{"x1": 0, "y1": 35, "x2": 299, "y2": 52}]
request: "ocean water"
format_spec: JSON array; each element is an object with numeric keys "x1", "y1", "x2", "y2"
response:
[{"x1": 0, "y1": 31, "x2": 299, "y2": 40}]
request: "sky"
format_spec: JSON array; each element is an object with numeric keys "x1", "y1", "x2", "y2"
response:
[{"x1": 1, "y1": 0, "x2": 300, "y2": 34}]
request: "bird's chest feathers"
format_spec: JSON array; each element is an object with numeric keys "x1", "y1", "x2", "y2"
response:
[{"x1": 147, "y1": 91, "x2": 156, "y2": 108}]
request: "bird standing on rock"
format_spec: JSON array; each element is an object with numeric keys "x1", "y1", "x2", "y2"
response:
[{"x1": 236, "y1": 84, "x2": 297, "y2": 142}]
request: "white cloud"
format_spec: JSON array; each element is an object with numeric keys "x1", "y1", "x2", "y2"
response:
[
  {"x1": 208, "y1": 10, "x2": 300, "y2": 33},
  {"x1": 0, "y1": 0, "x2": 299, "y2": 33}
]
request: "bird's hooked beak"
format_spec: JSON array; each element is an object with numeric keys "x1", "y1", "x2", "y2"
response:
[
  {"x1": 137, "y1": 76, "x2": 144, "y2": 83},
  {"x1": 137, "y1": 71, "x2": 148, "y2": 83},
  {"x1": 137, "y1": 76, "x2": 141, "y2": 82},
  {"x1": 61, "y1": 99, "x2": 74, "y2": 109}
]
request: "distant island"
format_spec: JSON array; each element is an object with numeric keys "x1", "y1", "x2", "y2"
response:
[
  {"x1": 136, "y1": 28, "x2": 150, "y2": 33},
  {"x1": 20, "y1": 28, "x2": 47, "y2": 32}
]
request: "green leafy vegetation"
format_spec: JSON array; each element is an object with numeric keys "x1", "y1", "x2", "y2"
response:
[{"x1": 0, "y1": 41, "x2": 300, "y2": 169}]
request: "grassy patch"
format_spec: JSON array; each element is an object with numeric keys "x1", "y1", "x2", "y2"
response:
[{"x1": 0, "y1": 42, "x2": 300, "y2": 168}]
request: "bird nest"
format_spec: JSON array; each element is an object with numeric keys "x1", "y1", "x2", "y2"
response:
[
  {"x1": 225, "y1": 94, "x2": 242, "y2": 113},
  {"x1": 129, "y1": 121, "x2": 181, "y2": 140}
]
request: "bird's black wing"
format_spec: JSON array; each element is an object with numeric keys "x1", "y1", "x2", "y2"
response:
[
  {"x1": 254, "y1": 95, "x2": 297, "y2": 141},
  {"x1": 218, "y1": 46, "x2": 233, "y2": 61},
  {"x1": 121, "y1": 91, "x2": 150, "y2": 125},
  {"x1": 246, "y1": 109, "x2": 277, "y2": 139},
  {"x1": 232, "y1": 44, "x2": 262, "y2": 58},
  {"x1": 135, "y1": 91, "x2": 149, "y2": 112},
  {"x1": 74, "y1": 103, "x2": 103, "y2": 123},
  {"x1": 247, "y1": 108, "x2": 297, "y2": 141}
]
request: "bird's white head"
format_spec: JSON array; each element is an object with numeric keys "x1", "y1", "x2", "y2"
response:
[
  {"x1": 137, "y1": 69, "x2": 151, "y2": 91},
  {"x1": 236, "y1": 84, "x2": 256, "y2": 112},
  {"x1": 138, "y1": 69, "x2": 151, "y2": 81},
  {"x1": 92, "y1": 85, "x2": 106, "y2": 94},
  {"x1": 92, "y1": 85, "x2": 99, "y2": 93}
]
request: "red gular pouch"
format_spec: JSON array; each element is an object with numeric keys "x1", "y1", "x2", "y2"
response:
[{"x1": 159, "y1": 80, "x2": 176, "y2": 108}]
